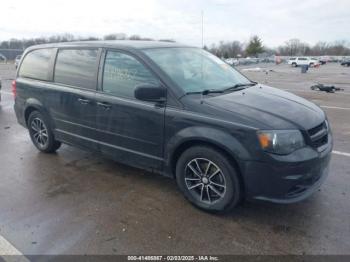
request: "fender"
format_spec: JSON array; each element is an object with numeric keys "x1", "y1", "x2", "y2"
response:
[
  {"x1": 164, "y1": 126, "x2": 253, "y2": 176},
  {"x1": 23, "y1": 98, "x2": 54, "y2": 128}
]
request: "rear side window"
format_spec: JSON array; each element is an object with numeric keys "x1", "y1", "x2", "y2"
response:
[
  {"x1": 102, "y1": 51, "x2": 158, "y2": 98},
  {"x1": 54, "y1": 49, "x2": 98, "y2": 89},
  {"x1": 19, "y1": 49, "x2": 53, "y2": 81}
]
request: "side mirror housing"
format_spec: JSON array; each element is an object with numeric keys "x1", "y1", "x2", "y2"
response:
[{"x1": 134, "y1": 84, "x2": 166, "y2": 102}]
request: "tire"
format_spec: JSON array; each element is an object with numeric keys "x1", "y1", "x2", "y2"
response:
[
  {"x1": 292, "y1": 63, "x2": 297, "y2": 67},
  {"x1": 176, "y1": 146, "x2": 242, "y2": 213},
  {"x1": 28, "y1": 111, "x2": 61, "y2": 153}
]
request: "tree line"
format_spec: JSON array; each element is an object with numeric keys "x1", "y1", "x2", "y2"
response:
[
  {"x1": 0, "y1": 33, "x2": 175, "y2": 50},
  {"x1": 1, "y1": 33, "x2": 349, "y2": 57},
  {"x1": 207, "y1": 37, "x2": 350, "y2": 58}
]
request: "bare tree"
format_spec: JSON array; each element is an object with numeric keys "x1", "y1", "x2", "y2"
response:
[
  {"x1": 103, "y1": 33, "x2": 127, "y2": 40},
  {"x1": 277, "y1": 39, "x2": 350, "y2": 56},
  {"x1": 159, "y1": 39, "x2": 176, "y2": 43},
  {"x1": 279, "y1": 39, "x2": 309, "y2": 56},
  {"x1": 208, "y1": 41, "x2": 244, "y2": 58}
]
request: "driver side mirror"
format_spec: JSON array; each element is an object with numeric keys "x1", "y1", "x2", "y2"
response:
[{"x1": 134, "y1": 84, "x2": 166, "y2": 103}]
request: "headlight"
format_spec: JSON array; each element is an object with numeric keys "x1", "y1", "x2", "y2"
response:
[{"x1": 257, "y1": 130, "x2": 305, "y2": 155}]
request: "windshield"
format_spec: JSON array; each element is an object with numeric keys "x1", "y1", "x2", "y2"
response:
[{"x1": 144, "y1": 48, "x2": 252, "y2": 93}]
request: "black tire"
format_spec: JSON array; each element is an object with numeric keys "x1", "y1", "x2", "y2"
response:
[
  {"x1": 176, "y1": 146, "x2": 242, "y2": 213},
  {"x1": 292, "y1": 63, "x2": 297, "y2": 67},
  {"x1": 28, "y1": 111, "x2": 61, "y2": 153}
]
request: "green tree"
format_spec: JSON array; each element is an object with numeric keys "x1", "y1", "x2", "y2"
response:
[{"x1": 245, "y1": 35, "x2": 264, "y2": 57}]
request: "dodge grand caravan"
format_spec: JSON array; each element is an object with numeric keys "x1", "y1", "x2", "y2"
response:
[{"x1": 14, "y1": 41, "x2": 332, "y2": 212}]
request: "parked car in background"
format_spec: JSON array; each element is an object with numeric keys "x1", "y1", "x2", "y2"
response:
[
  {"x1": 328, "y1": 57, "x2": 342, "y2": 63},
  {"x1": 238, "y1": 57, "x2": 259, "y2": 65},
  {"x1": 310, "y1": 58, "x2": 321, "y2": 67},
  {"x1": 224, "y1": 58, "x2": 239, "y2": 66},
  {"x1": 288, "y1": 57, "x2": 318, "y2": 67},
  {"x1": 15, "y1": 55, "x2": 22, "y2": 69},
  {"x1": 14, "y1": 41, "x2": 332, "y2": 213},
  {"x1": 319, "y1": 56, "x2": 328, "y2": 65},
  {"x1": 260, "y1": 57, "x2": 275, "y2": 63},
  {"x1": 340, "y1": 59, "x2": 350, "y2": 67}
]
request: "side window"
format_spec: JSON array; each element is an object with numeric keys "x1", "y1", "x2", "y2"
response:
[
  {"x1": 54, "y1": 49, "x2": 98, "y2": 89},
  {"x1": 102, "y1": 51, "x2": 158, "y2": 98},
  {"x1": 19, "y1": 49, "x2": 53, "y2": 81}
]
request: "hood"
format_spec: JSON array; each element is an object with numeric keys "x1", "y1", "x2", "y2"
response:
[{"x1": 203, "y1": 85, "x2": 325, "y2": 130}]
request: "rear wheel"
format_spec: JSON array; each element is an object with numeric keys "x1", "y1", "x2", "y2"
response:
[
  {"x1": 292, "y1": 63, "x2": 297, "y2": 67},
  {"x1": 28, "y1": 111, "x2": 61, "y2": 153},
  {"x1": 176, "y1": 146, "x2": 242, "y2": 213}
]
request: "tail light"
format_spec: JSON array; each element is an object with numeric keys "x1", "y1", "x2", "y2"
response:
[{"x1": 11, "y1": 80, "x2": 17, "y2": 98}]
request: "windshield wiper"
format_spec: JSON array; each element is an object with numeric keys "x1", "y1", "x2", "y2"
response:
[
  {"x1": 184, "y1": 82, "x2": 256, "y2": 96},
  {"x1": 185, "y1": 89, "x2": 224, "y2": 95},
  {"x1": 222, "y1": 82, "x2": 256, "y2": 92}
]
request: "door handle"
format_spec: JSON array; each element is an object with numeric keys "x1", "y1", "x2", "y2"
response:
[
  {"x1": 97, "y1": 102, "x2": 112, "y2": 110},
  {"x1": 78, "y1": 98, "x2": 90, "y2": 105}
]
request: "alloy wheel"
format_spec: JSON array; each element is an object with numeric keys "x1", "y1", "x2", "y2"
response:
[
  {"x1": 30, "y1": 118, "x2": 49, "y2": 148},
  {"x1": 185, "y1": 158, "x2": 226, "y2": 204}
]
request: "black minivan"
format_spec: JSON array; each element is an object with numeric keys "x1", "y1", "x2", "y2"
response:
[{"x1": 14, "y1": 41, "x2": 332, "y2": 212}]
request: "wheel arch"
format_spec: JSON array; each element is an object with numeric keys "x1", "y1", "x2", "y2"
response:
[
  {"x1": 169, "y1": 139, "x2": 246, "y2": 200},
  {"x1": 170, "y1": 139, "x2": 240, "y2": 173},
  {"x1": 166, "y1": 126, "x2": 252, "y2": 195},
  {"x1": 24, "y1": 98, "x2": 52, "y2": 128},
  {"x1": 24, "y1": 106, "x2": 40, "y2": 126}
]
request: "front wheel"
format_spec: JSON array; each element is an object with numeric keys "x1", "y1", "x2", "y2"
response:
[
  {"x1": 176, "y1": 146, "x2": 242, "y2": 213},
  {"x1": 28, "y1": 111, "x2": 61, "y2": 153}
]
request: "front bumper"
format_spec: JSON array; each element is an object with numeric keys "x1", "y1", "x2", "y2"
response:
[{"x1": 241, "y1": 138, "x2": 332, "y2": 204}]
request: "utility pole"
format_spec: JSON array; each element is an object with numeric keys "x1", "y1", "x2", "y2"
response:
[{"x1": 201, "y1": 10, "x2": 204, "y2": 48}]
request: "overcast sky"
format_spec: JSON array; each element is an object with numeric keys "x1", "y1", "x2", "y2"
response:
[{"x1": 0, "y1": 0, "x2": 349, "y2": 47}]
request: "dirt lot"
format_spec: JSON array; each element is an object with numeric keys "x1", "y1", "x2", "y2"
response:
[{"x1": 0, "y1": 63, "x2": 349, "y2": 255}]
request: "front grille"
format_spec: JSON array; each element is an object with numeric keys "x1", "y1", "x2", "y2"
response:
[
  {"x1": 307, "y1": 121, "x2": 328, "y2": 149},
  {"x1": 308, "y1": 122, "x2": 325, "y2": 136}
]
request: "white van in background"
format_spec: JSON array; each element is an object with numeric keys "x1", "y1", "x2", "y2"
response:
[{"x1": 288, "y1": 57, "x2": 320, "y2": 67}]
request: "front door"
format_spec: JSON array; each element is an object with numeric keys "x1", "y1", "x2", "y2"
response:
[{"x1": 95, "y1": 50, "x2": 165, "y2": 171}]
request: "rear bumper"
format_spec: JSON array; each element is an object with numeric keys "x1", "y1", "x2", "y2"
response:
[
  {"x1": 241, "y1": 139, "x2": 332, "y2": 204},
  {"x1": 14, "y1": 100, "x2": 26, "y2": 127}
]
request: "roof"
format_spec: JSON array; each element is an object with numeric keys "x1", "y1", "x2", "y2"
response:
[{"x1": 26, "y1": 40, "x2": 191, "y2": 51}]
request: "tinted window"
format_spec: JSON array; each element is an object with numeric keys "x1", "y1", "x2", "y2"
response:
[
  {"x1": 102, "y1": 51, "x2": 158, "y2": 98},
  {"x1": 54, "y1": 49, "x2": 98, "y2": 89},
  {"x1": 19, "y1": 49, "x2": 53, "y2": 81},
  {"x1": 298, "y1": 58, "x2": 307, "y2": 60}
]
